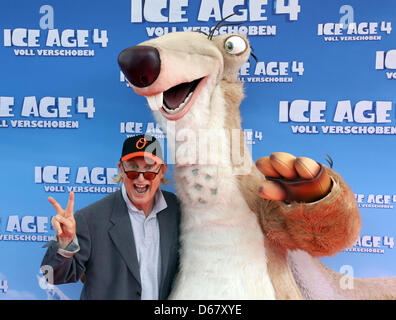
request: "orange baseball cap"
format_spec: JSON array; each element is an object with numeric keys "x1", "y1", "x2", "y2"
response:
[{"x1": 120, "y1": 134, "x2": 163, "y2": 164}]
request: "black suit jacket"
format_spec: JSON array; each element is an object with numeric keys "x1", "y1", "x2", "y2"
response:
[{"x1": 41, "y1": 190, "x2": 180, "y2": 300}]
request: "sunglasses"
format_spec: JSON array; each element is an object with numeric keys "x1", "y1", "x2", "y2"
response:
[{"x1": 121, "y1": 162, "x2": 163, "y2": 181}]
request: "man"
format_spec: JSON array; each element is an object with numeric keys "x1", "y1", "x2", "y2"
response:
[{"x1": 41, "y1": 134, "x2": 180, "y2": 300}]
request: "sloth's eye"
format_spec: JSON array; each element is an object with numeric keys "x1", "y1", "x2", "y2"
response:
[{"x1": 224, "y1": 36, "x2": 247, "y2": 55}]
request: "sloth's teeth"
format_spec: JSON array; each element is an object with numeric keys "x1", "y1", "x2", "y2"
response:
[
  {"x1": 185, "y1": 91, "x2": 193, "y2": 104},
  {"x1": 146, "y1": 92, "x2": 163, "y2": 111},
  {"x1": 163, "y1": 91, "x2": 193, "y2": 114}
]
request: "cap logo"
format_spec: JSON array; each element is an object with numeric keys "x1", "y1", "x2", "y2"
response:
[{"x1": 136, "y1": 137, "x2": 147, "y2": 149}]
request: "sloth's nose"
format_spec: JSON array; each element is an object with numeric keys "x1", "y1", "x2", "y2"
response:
[{"x1": 118, "y1": 45, "x2": 161, "y2": 88}]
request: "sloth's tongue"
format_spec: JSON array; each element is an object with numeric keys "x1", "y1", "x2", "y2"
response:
[{"x1": 163, "y1": 79, "x2": 200, "y2": 110}]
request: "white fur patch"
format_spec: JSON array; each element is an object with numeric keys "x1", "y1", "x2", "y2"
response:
[{"x1": 162, "y1": 83, "x2": 275, "y2": 299}]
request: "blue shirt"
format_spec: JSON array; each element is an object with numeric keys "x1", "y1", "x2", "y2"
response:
[{"x1": 121, "y1": 183, "x2": 167, "y2": 300}]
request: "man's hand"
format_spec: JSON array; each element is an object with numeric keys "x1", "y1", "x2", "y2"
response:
[
  {"x1": 48, "y1": 192, "x2": 76, "y2": 250},
  {"x1": 256, "y1": 152, "x2": 332, "y2": 202}
]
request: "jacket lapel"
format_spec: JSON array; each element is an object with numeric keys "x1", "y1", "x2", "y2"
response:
[
  {"x1": 108, "y1": 191, "x2": 141, "y2": 285},
  {"x1": 157, "y1": 205, "x2": 174, "y2": 296}
]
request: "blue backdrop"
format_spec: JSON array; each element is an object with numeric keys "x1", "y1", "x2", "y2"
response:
[{"x1": 0, "y1": 0, "x2": 395, "y2": 299}]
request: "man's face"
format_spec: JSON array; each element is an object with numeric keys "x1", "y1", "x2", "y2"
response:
[{"x1": 118, "y1": 156, "x2": 166, "y2": 211}]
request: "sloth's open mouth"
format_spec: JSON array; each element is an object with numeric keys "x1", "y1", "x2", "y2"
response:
[
  {"x1": 145, "y1": 77, "x2": 207, "y2": 120},
  {"x1": 163, "y1": 78, "x2": 202, "y2": 113}
]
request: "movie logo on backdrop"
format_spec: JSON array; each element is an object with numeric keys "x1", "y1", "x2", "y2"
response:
[
  {"x1": 120, "y1": 121, "x2": 166, "y2": 139},
  {"x1": 376, "y1": 50, "x2": 396, "y2": 80},
  {"x1": 0, "y1": 96, "x2": 95, "y2": 129},
  {"x1": 318, "y1": 21, "x2": 392, "y2": 42},
  {"x1": 2, "y1": 28, "x2": 108, "y2": 57},
  {"x1": 317, "y1": 4, "x2": 392, "y2": 42},
  {"x1": 344, "y1": 235, "x2": 394, "y2": 255},
  {"x1": 0, "y1": 215, "x2": 54, "y2": 243},
  {"x1": 130, "y1": 0, "x2": 301, "y2": 37},
  {"x1": 34, "y1": 165, "x2": 120, "y2": 194},
  {"x1": 1, "y1": 5, "x2": 108, "y2": 57},
  {"x1": 355, "y1": 193, "x2": 396, "y2": 210},
  {"x1": 239, "y1": 60, "x2": 304, "y2": 83},
  {"x1": 278, "y1": 100, "x2": 396, "y2": 135}
]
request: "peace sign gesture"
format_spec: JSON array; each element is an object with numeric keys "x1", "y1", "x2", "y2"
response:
[{"x1": 48, "y1": 192, "x2": 76, "y2": 250}]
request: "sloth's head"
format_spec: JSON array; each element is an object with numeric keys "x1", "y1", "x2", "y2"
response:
[{"x1": 118, "y1": 30, "x2": 251, "y2": 129}]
